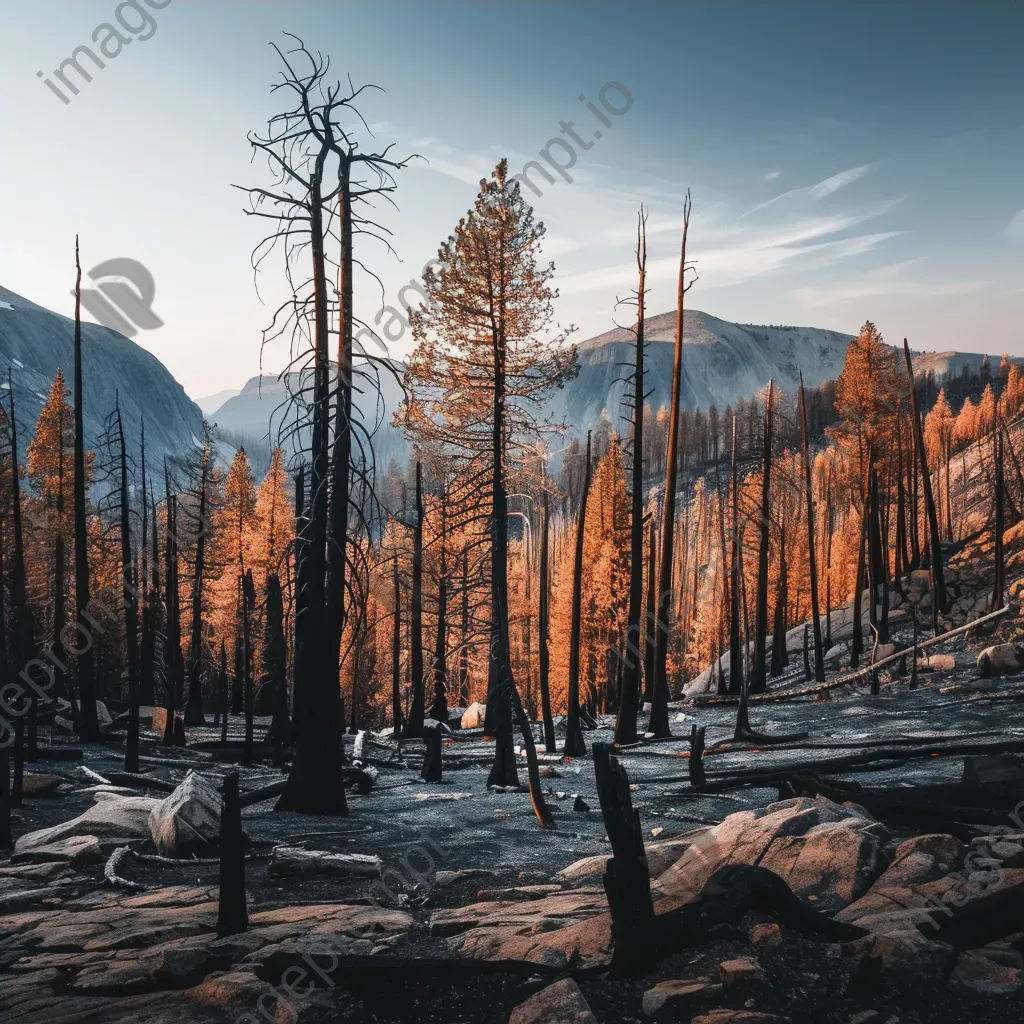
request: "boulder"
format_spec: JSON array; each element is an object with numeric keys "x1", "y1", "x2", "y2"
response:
[
  {"x1": 14, "y1": 792, "x2": 159, "y2": 854},
  {"x1": 655, "y1": 798, "x2": 888, "y2": 914},
  {"x1": 642, "y1": 979, "x2": 722, "y2": 1017},
  {"x1": 751, "y1": 922, "x2": 782, "y2": 947},
  {"x1": 58, "y1": 698, "x2": 112, "y2": 727},
  {"x1": 10, "y1": 834, "x2": 103, "y2": 866},
  {"x1": 268, "y1": 846, "x2": 382, "y2": 879},
  {"x1": 461, "y1": 702, "x2": 486, "y2": 729},
  {"x1": 23, "y1": 772, "x2": 63, "y2": 797},
  {"x1": 951, "y1": 948, "x2": 1024, "y2": 995},
  {"x1": 149, "y1": 771, "x2": 222, "y2": 857},
  {"x1": 977, "y1": 643, "x2": 1024, "y2": 677},
  {"x1": 508, "y1": 977, "x2": 597, "y2": 1024},
  {"x1": 717, "y1": 956, "x2": 765, "y2": 987},
  {"x1": 557, "y1": 832, "x2": 709, "y2": 884},
  {"x1": 691, "y1": 1012, "x2": 789, "y2": 1024}
]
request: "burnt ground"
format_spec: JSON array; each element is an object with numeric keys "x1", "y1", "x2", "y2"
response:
[{"x1": 5, "y1": 612, "x2": 1024, "y2": 1024}]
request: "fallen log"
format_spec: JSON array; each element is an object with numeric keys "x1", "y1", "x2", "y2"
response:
[
  {"x1": 700, "y1": 604, "x2": 1012, "y2": 705},
  {"x1": 920, "y1": 879, "x2": 1024, "y2": 949},
  {"x1": 104, "y1": 846, "x2": 144, "y2": 890},
  {"x1": 101, "y1": 771, "x2": 177, "y2": 794}
]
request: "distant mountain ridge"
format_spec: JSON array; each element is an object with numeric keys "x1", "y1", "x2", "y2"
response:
[{"x1": 0, "y1": 285, "x2": 205, "y2": 470}]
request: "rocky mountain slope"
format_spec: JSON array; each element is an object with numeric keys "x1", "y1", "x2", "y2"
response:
[{"x1": 0, "y1": 285, "x2": 204, "y2": 469}]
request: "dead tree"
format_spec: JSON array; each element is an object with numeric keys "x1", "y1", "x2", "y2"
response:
[
  {"x1": 992, "y1": 411, "x2": 1006, "y2": 611},
  {"x1": 565, "y1": 431, "x2": 592, "y2": 757},
  {"x1": 242, "y1": 569, "x2": 256, "y2": 764},
  {"x1": 115, "y1": 407, "x2": 141, "y2": 773},
  {"x1": 851, "y1": 498, "x2": 868, "y2": 668},
  {"x1": 538, "y1": 491, "x2": 556, "y2": 752},
  {"x1": 73, "y1": 238, "x2": 99, "y2": 740},
  {"x1": 770, "y1": 520, "x2": 788, "y2": 679},
  {"x1": 139, "y1": 428, "x2": 155, "y2": 708},
  {"x1": 428, "y1": 476, "x2": 449, "y2": 725},
  {"x1": 216, "y1": 772, "x2": 248, "y2": 936},
  {"x1": 184, "y1": 442, "x2": 211, "y2": 726},
  {"x1": 404, "y1": 462, "x2": 426, "y2": 738},
  {"x1": 162, "y1": 488, "x2": 184, "y2": 747},
  {"x1": 241, "y1": 42, "x2": 408, "y2": 814},
  {"x1": 643, "y1": 519, "x2": 657, "y2": 704},
  {"x1": 798, "y1": 374, "x2": 825, "y2": 681},
  {"x1": 219, "y1": 641, "x2": 229, "y2": 746},
  {"x1": 750, "y1": 381, "x2": 774, "y2": 694},
  {"x1": 904, "y1": 339, "x2": 947, "y2": 611},
  {"x1": 264, "y1": 573, "x2": 290, "y2": 746},
  {"x1": 616, "y1": 209, "x2": 648, "y2": 745},
  {"x1": 391, "y1": 555, "x2": 403, "y2": 736},
  {"x1": 650, "y1": 191, "x2": 696, "y2": 737}
]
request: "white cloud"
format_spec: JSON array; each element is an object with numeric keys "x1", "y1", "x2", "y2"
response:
[
  {"x1": 792, "y1": 261, "x2": 990, "y2": 308},
  {"x1": 764, "y1": 169, "x2": 782, "y2": 181},
  {"x1": 743, "y1": 161, "x2": 880, "y2": 218},
  {"x1": 1006, "y1": 209, "x2": 1024, "y2": 237}
]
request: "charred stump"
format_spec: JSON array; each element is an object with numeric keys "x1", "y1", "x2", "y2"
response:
[{"x1": 216, "y1": 772, "x2": 248, "y2": 937}]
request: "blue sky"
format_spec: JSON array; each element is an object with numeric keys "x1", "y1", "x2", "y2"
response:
[{"x1": 2, "y1": 1, "x2": 1022, "y2": 398}]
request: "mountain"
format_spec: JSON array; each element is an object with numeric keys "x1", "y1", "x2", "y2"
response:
[
  {"x1": 193, "y1": 388, "x2": 241, "y2": 416},
  {"x1": 0, "y1": 285, "x2": 205, "y2": 469},
  {"x1": 552, "y1": 310, "x2": 857, "y2": 430},
  {"x1": 207, "y1": 362, "x2": 407, "y2": 470}
]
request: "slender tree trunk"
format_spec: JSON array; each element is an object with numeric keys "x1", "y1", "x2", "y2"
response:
[
  {"x1": 565, "y1": 431, "x2": 592, "y2": 757},
  {"x1": 73, "y1": 238, "x2": 98, "y2": 740},
  {"x1": 904, "y1": 340, "x2": 946, "y2": 610},
  {"x1": 184, "y1": 448, "x2": 209, "y2": 725},
  {"x1": 219, "y1": 641, "x2": 229, "y2": 746},
  {"x1": 650, "y1": 194, "x2": 692, "y2": 737},
  {"x1": 643, "y1": 520, "x2": 657, "y2": 704},
  {"x1": 993, "y1": 414, "x2": 1006, "y2": 611},
  {"x1": 429, "y1": 570, "x2": 449, "y2": 724},
  {"x1": 851, "y1": 504, "x2": 868, "y2": 668},
  {"x1": 391, "y1": 556, "x2": 403, "y2": 736},
  {"x1": 750, "y1": 381, "x2": 774, "y2": 694},
  {"x1": 538, "y1": 491, "x2": 555, "y2": 752},
  {"x1": 404, "y1": 462, "x2": 426, "y2": 738},
  {"x1": 728, "y1": 415, "x2": 743, "y2": 695},
  {"x1": 770, "y1": 522, "x2": 787, "y2": 678},
  {"x1": 116, "y1": 408, "x2": 141, "y2": 773},
  {"x1": 798, "y1": 376, "x2": 825, "y2": 681},
  {"x1": 242, "y1": 570, "x2": 255, "y2": 764},
  {"x1": 616, "y1": 212, "x2": 647, "y2": 744},
  {"x1": 265, "y1": 573, "x2": 289, "y2": 746}
]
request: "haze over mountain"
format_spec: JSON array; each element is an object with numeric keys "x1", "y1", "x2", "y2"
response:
[{"x1": 0, "y1": 285, "x2": 205, "y2": 468}]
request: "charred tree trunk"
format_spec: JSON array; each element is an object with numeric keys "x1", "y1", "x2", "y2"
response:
[
  {"x1": 750, "y1": 381, "x2": 774, "y2": 695},
  {"x1": 904, "y1": 339, "x2": 947, "y2": 611},
  {"x1": 643, "y1": 519, "x2": 657, "y2": 705},
  {"x1": 184, "y1": 447, "x2": 210, "y2": 726},
  {"x1": 391, "y1": 556, "x2": 403, "y2": 736},
  {"x1": 851, "y1": 502, "x2": 868, "y2": 669},
  {"x1": 770, "y1": 522, "x2": 788, "y2": 678},
  {"x1": 799, "y1": 375, "x2": 825, "y2": 682},
  {"x1": 219, "y1": 641, "x2": 229, "y2": 746},
  {"x1": 565, "y1": 431, "x2": 592, "y2": 757},
  {"x1": 429, "y1": 570, "x2": 448, "y2": 724},
  {"x1": 291, "y1": 467, "x2": 305, "y2": 738},
  {"x1": 216, "y1": 772, "x2": 248, "y2": 936},
  {"x1": 538, "y1": 492, "x2": 556, "y2": 752},
  {"x1": 650, "y1": 192, "x2": 693, "y2": 738},
  {"x1": 264, "y1": 573, "x2": 290, "y2": 746},
  {"x1": 242, "y1": 570, "x2": 255, "y2": 765},
  {"x1": 139, "y1": 430, "x2": 155, "y2": 707},
  {"x1": 162, "y1": 491, "x2": 184, "y2": 747},
  {"x1": 616, "y1": 211, "x2": 647, "y2": 746},
  {"x1": 116, "y1": 408, "x2": 141, "y2": 773},
  {"x1": 992, "y1": 414, "x2": 1006, "y2": 611},
  {"x1": 728, "y1": 415, "x2": 744, "y2": 695},
  {"x1": 869, "y1": 462, "x2": 890, "y2": 642},
  {"x1": 404, "y1": 462, "x2": 426, "y2": 738}
]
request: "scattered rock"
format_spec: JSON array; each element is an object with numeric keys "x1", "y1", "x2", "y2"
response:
[
  {"x1": 718, "y1": 957, "x2": 765, "y2": 987},
  {"x1": 476, "y1": 885, "x2": 563, "y2": 901},
  {"x1": 539, "y1": 765, "x2": 560, "y2": 778},
  {"x1": 10, "y1": 834, "x2": 104, "y2": 866},
  {"x1": 917, "y1": 654, "x2": 955, "y2": 672},
  {"x1": 508, "y1": 977, "x2": 597, "y2": 1024},
  {"x1": 951, "y1": 947, "x2": 1024, "y2": 995},
  {"x1": 268, "y1": 846, "x2": 382, "y2": 879},
  {"x1": 433, "y1": 868, "x2": 495, "y2": 888},
  {"x1": 14, "y1": 791, "x2": 159, "y2": 855},
  {"x1": 149, "y1": 770, "x2": 222, "y2": 858},
  {"x1": 642, "y1": 979, "x2": 722, "y2": 1016},
  {"x1": 977, "y1": 643, "x2": 1024, "y2": 677},
  {"x1": 558, "y1": 832, "x2": 709, "y2": 884},
  {"x1": 572, "y1": 795, "x2": 590, "y2": 812},
  {"x1": 461, "y1": 702, "x2": 486, "y2": 729},
  {"x1": 22, "y1": 772, "x2": 63, "y2": 797},
  {"x1": 691, "y1": 1011, "x2": 789, "y2": 1023},
  {"x1": 751, "y1": 922, "x2": 782, "y2": 947}
]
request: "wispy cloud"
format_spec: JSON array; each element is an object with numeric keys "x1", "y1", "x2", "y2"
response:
[
  {"x1": 764, "y1": 169, "x2": 782, "y2": 181},
  {"x1": 743, "y1": 161, "x2": 880, "y2": 218},
  {"x1": 792, "y1": 260, "x2": 990, "y2": 308},
  {"x1": 1006, "y1": 209, "x2": 1024, "y2": 237}
]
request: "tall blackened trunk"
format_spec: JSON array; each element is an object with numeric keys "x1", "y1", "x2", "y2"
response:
[
  {"x1": 265, "y1": 573, "x2": 289, "y2": 745},
  {"x1": 868, "y1": 461, "x2": 889, "y2": 642},
  {"x1": 391, "y1": 556, "x2": 403, "y2": 736},
  {"x1": 851, "y1": 504, "x2": 868, "y2": 668},
  {"x1": 242, "y1": 570, "x2": 255, "y2": 764},
  {"x1": 139, "y1": 429, "x2": 155, "y2": 707},
  {"x1": 116, "y1": 408, "x2": 141, "y2": 773},
  {"x1": 404, "y1": 462, "x2": 426, "y2": 738},
  {"x1": 538, "y1": 491, "x2": 556, "y2": 752},
  {"x1": 650, "y1": 192, "x2": 693, "y2": 737},
  {"x1": 219, "y1": 641, "x2": 229, "y2": 746},
  {"x1": 564, "y1": 431, "x2": 592, "y2": 757},
  {"x1": 163, "y1": 491, "x2": 184, "y2": 746},
  {"x1": 73, "y1": 238, "x2": 98, "y2": 740},
  {"x1": 750, "y1": 381, "x2": 773, "y2": 695},
  {"x1": 798, "y1": 376, "x2": 825, "y2": 681},
  {"x1": 769, "y1": 522, "x2": 788, "y2": 678},
  {"x1": 184, "y1": 447, "x2": 210, "y2": 725},
  {"x1": 290, "y1": 467, "x2": 305, "y2": 736},
  {"x1": 643, "y1": 520, "x2": 657, "y2": 704},
  {"x1": 429, "y1": 564, "x2": 449, "y2": 724},
  {"x1": 993, "y1": 414, "x2": 1006, "y2": 611},
  {"x1": 616, "y1": 211, "x2": 647, "y2": 745},
  {"x1": 903, "y1": 339, "x2": 946, "y2": 611},
  {"x1": 728, "y1": 414, "x2": 744, "y2": 694}
]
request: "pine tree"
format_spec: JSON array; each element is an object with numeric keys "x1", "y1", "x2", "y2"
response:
[{"x1": 398, "y1": 159, "x2": 577, "y2": 789}]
